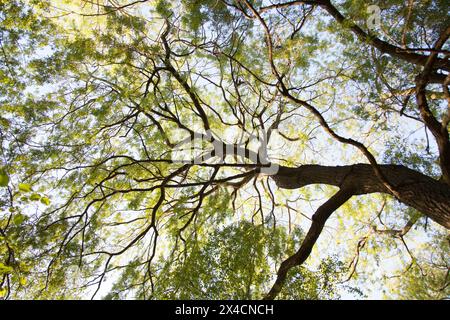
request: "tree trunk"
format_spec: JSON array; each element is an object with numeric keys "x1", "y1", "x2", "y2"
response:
[{"x1": 272, "y1": 164, "x2": 450, "y2": 229}]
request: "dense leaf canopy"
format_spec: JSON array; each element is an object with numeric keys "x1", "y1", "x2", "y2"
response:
[{"x1": 0, "y1": 0, "x2": 449, "y2": 300}]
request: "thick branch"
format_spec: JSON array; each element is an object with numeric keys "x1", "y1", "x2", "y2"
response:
[
  {"x1": 273, "y1": 164, "x2": 450, "y2": 229},
  {"x1": 257, "y1": 0, "x2": 450, "y2": 74},
  {"x1": 415, "y1": 26, "x2": 450, "y2": 184},
  {"x1": 320, "y1": 0, "x2": 450, "y2": 73}
]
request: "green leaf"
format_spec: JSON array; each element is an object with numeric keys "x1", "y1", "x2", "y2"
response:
[
  {"x1": 13, "y1": 213, "x2": 25, "y2": 225},
  {"x1": 40, "y1": 196, "x2": 50, "y2": 206},
  {"x1": 0, "y1": 169, "x2": 9, "y2": 187},
  {"x1": 18, "y1": 183, "x2": 32, "y2": 192},
  {"x1": 19, "y1": 277, "x2": 27, "y2": 286},
  {"x1": 30, "y1": 193, "x2": 41, "y2": 201},
  {"x1": 0, "y1": 263, "x2": 13, "y2": 275}
]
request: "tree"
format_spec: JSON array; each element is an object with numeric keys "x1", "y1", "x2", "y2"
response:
[{"x1": 0, "y1": 0, "x2": 449, "y2": 300}]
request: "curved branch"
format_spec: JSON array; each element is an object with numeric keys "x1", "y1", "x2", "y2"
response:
[
  {"x1": 264, "y1": 162, "x2": 450, "y2": 299},
  {"x1": 264, "y1": 187, "x2": 354, "y2": 300},
  {"x1": 256, "y1": 0, "x2": 450, "y2": 74}
]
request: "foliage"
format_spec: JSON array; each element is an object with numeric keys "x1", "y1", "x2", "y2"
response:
[{"x1": 0, "y1": 0, "x2": 448, "y2": 300}]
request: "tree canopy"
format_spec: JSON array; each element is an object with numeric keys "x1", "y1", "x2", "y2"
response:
[{"x1": 0, "y1": 0, "x2": 449, "y2": 300}]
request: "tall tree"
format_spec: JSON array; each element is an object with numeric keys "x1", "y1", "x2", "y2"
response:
[{"x1": 0, "y1": 0, "x2": 449, "y2": 299}]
